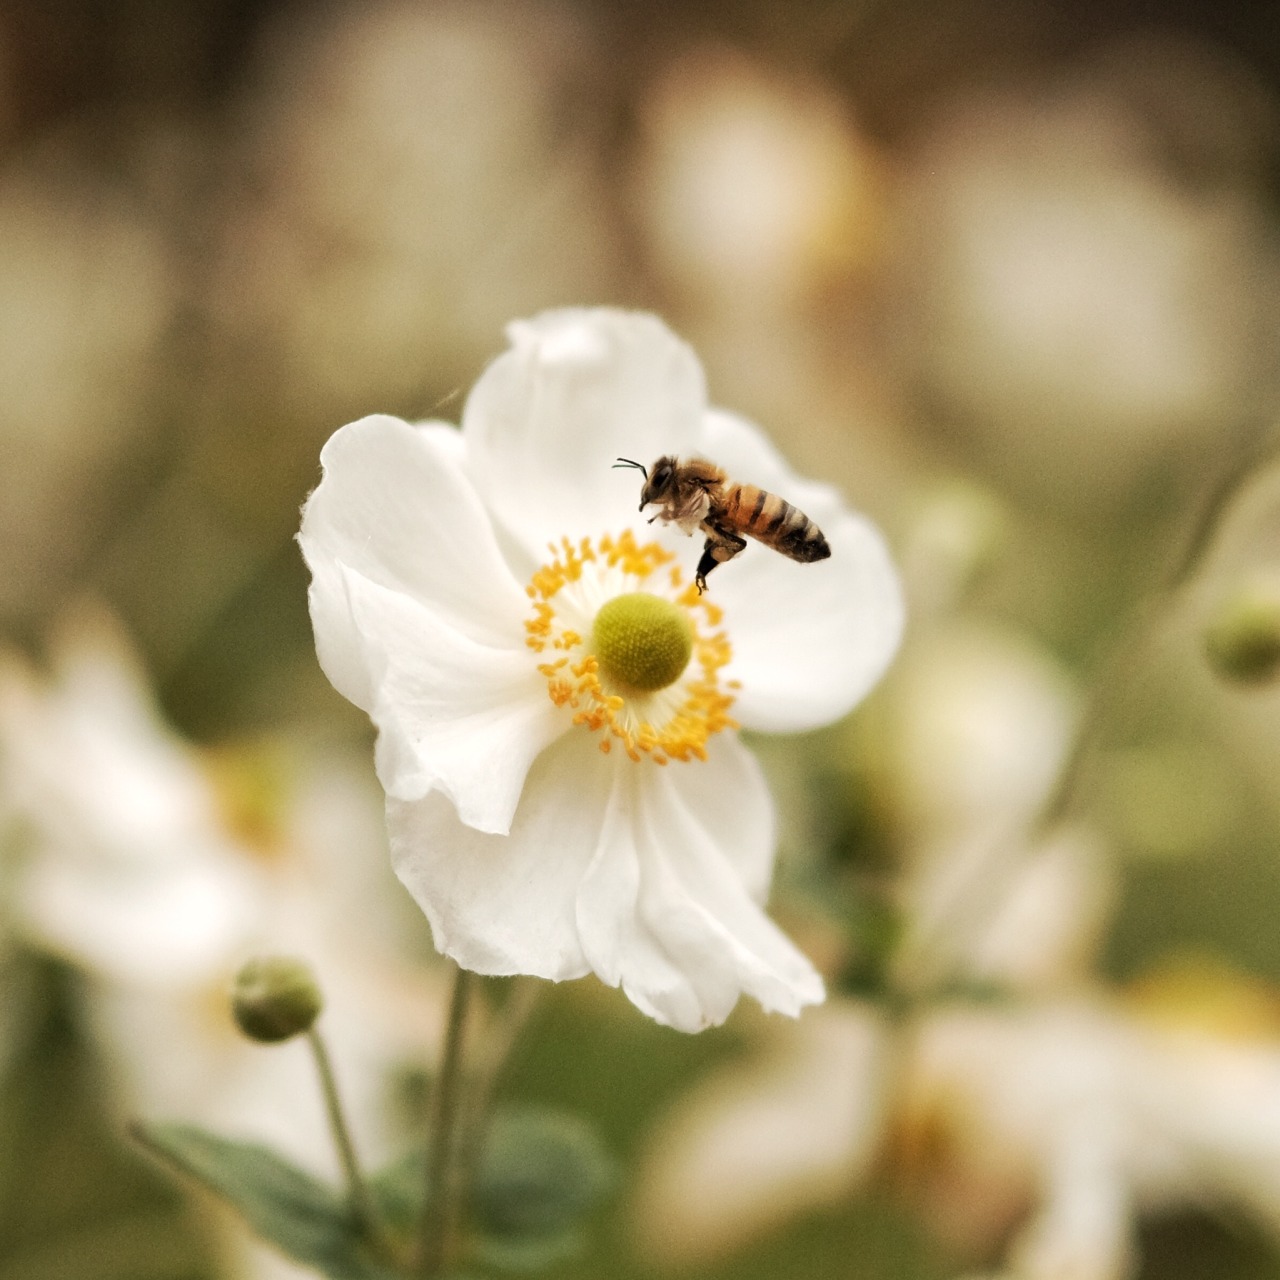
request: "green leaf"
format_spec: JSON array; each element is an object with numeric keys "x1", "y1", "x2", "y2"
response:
[
  {"x1": 468, "y1": 1109, "x2": 615, "y2": 1272},
  {"x1": 0, "y1": 956, "x2": 217, "y2": 1280},
  {"x1": 369, "y1": 1109, "x2": 614, "y2": 1275},
  {"x1": 367, "y1": 1148, "x2": 425, "y2": 1239},
  {"x1": 132, "y1": 1122, "x2": 396, "y2": 1280}
]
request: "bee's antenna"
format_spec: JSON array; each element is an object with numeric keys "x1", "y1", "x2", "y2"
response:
[{"x1": 612, "y1": 457, "x2": 648, "y2": 479}]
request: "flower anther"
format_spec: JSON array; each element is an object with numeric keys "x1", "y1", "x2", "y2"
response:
[{"x1": 526, "y1": 532, "x2": 736, "y2": 764}]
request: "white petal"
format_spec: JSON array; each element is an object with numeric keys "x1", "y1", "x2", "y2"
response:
[
  {"x1": 659, "y1": 732, "x2": 775, "y2": 902},
  {"x1": 576, "y1": 738, "x2": 823, "y2": 1032},
  {"x1": 701, "y1": 409, "x2": 905, "y2": 733},
  {"x1": 20, "y1": 842, "x2": 263, "y2": 988},
  {"x1": 462, "y1": 309, "x2": 708, "y2": 559},
  {"x1": 698, "y1": 407, "x2": 849, "y2": 526},
  {"x1": 340, "y1": 565, "x2": 562, "y2": 833},
  {"x1": 388, "y1": 729, "x2": 816, "y2": 1030},
  {"x1": 299, "y1": 415, "x2": 530, "y2": 712},
  {"x1": 386, "y1": 732, "x2": 607, "y2": 981},
  {"x1": 632, "y1": 1003, "x2": 888, "y2": 1267}
]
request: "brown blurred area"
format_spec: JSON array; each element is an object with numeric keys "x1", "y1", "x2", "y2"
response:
[
  {"x1": 0, "y1": 0, "x2": 1276, "y2": 726},
  {"x1": 5, "y1": 3, "x2": 1280, "y2": 1279}
]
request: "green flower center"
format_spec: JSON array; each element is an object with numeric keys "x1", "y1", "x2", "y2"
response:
[{"x1": 591, "y1": 591, "x2": 693, "y2": 692}]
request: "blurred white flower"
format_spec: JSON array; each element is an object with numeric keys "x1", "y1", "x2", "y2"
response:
[
  {"x1": 300, "y1": 307, "x2": 904, "y2": 1031},
  {"x1": 901, "y1": 974, "x2": 1280, "y2": 1280},
  {"x1": 634, "y1": 46, "x2": 881, "y2": 312},
  {"x1": 890, "y1": 38, "x2": 1279, "y2": 506},
  {"x1": 0, "y1": 607, "x2": 262, "y2": 986},
  {"x1": 215, "y1": 0, "x2": 618, "y2": 415},
  {"x1": 636, "y1": 972, "x2": 1280, "y2": 1279},
  {"x1": 896, "y1": 478, "x2": 1010, "y2": 619},
  {"x1": 887, "y1": 622, "x2": 1111, "y2": 992},
  {"x1": 0, "y1": 607, "x2": 442, "y2": 1278},
  {"x1": 631, "y1": 1001, "x2": 890, "y2": 1266}
]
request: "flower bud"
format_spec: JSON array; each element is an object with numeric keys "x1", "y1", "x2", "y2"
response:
[
  {"x1": 1204, "y1": 584, "x2": 1280, "y2": 685},
  {"x1": 231, "y1": 955, "x2": 323, "y2": 1043}
]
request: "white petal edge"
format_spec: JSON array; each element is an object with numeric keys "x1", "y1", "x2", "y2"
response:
[
  {"x1": 461, "y1": 309, "x2": 709, "y2": 563},
  {"x1": 299, "y1": 416, "x2": 531, "y2": 707},
  {"x1": 387, "y1": 728, "x2": 816, "y2": 1031},
  {"x1": 19, "y1": 843, "x2": 264, "y2": 988},
  {"x1": 700, "y1": 409, "x2": 905, "y2": 733},
  {"x1": 340, "y1": 564, "x2": 563, "y2": 834},
  {"x1": 576, "y1": 736, "x2": 823, "y2": 1032},
  {"x1": 386, "y1": 732, "x2": 610, "y2": 981}
]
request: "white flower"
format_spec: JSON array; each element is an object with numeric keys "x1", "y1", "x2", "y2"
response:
[
  {"x1": 0, "y1": 608, "x2": 263, "y2": 987},
  {"x1": 631, "y1": 1001, "x2": 890, "y2": 1265},
  {"x1": 299, "y1": 308, "x2": 903, "y2": 1032},
  {"x1": 0, "y1": 608, "x2": 442, "y2": 1167}
]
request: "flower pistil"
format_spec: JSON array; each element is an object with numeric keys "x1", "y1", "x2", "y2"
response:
[{"x1": 525, "y1": 531, "x2": 738, "y2": 764}]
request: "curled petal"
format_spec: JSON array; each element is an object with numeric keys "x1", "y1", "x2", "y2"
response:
[
  {"x1": 577, "y1": 738, "x2": 823, "y2": 1032},
  {"x1": 299, "y1": 416, "x2": 530, "y2": 694},
  {"x1": 700, "y1": 410, "x2": 905, "y2": 732},
  {"x1": 341, "y1": 566, "x2": 561, "y2": 834},
  {"x1": 389, "y1": 730, "x2": 817, "y2": 1031},
  {"x1": 462, "y1": 309, "x2": 708, "y2": 561},
  {"x1": 386, "y1": 733, "x2": 606, "y2": 981},
  {"x1": 666, "y1": 733, "x2": 775, "y2": 903}
]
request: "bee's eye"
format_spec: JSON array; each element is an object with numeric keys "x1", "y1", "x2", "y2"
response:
[{"x1": 655, "y1": 465, "x2": 672, "y2": 485}]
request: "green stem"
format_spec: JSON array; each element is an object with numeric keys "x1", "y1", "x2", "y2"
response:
[
  {"x1": 898, "y1": 430, "x2": 1278, "y2": 993},
  {"x1": 460, "y1": 978, "x2": 541, "y2": 1176},
  {"x1": 307, "y1": 1027, "x2": 380, "y2": 1243},
  {"x1": 1033, "y1": 430, "x2": 1276, "y2": 838},
  {"x1": 418, "y1": 963, "x2": 476, "y2": 1278}
]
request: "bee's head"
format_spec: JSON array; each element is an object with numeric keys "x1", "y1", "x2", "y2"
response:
[{"x1": 638, "y1": 456, "x2": 678, "y2": 511}]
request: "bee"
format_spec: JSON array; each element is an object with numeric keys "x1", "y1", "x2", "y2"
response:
[{"x1": 613, "y1": 455, "x2": 831, "y2": 592}]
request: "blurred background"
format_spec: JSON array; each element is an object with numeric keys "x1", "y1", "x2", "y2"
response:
[{"x1": 4, "y1": 0, "x2": 1280, "y2": 1277}]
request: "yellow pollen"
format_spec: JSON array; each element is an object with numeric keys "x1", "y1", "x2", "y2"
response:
[{"x1": 524, "y1": 531, "x2": 738, "y2": 764}]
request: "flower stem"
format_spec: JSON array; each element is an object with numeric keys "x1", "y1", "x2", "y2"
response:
[
  {"x1": 461, "y1": 977, "x2": 541, "y2": 1174},
  {"x1": 418, "y1": 963, "x2": 475, "y2": 1278},
  {"x1": 897, "y1": 431, "x2": 1278, "y2": 993},
  {"x1": 306, "y1": 1027, "x2": 380, "y2": 1243},
  {"x1": 1032, "y1": 430, "x2": 1277, "y2": 839}
]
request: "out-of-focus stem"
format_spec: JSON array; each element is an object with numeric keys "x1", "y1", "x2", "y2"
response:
[
  {"x1": 1034, "y1": 430, "x2": 1276, "y2": 838},
  {"x1": 898, "y1": 429, "x2": 1277, "y2": 994},
  {"x1": 418, "y1": 963, "x2": 475, "y2": 1278},
  {"x1": 307, "y1": 1027, "x2": 381, "y2": 1244},
  {"x1": 461, "y1": 977, "x2": 541, "y2": 1173}
]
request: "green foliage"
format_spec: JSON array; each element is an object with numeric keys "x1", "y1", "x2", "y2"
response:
[
  {"x1": 468, "y1": 1109, "x2": 615, "y2": 1271},
  {"x1": 832, "y1": 884, "x2": 903, "y2": 1002},
  {"x1": 132, "y1": 1124, "x2": 397, "y2": 1280},
  {"x1": 136, "y1": 1105, "x2": 614, "y2": 1279},
  {"x1": 0, "y1": 957, "x2": 215, "y2": 1280},
  {"x1": 372, "y1": 1106, "x2": 616, "y2": 1274}
]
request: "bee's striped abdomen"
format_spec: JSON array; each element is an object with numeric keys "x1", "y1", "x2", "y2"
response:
[{"x1": 727, "y1": 484, "x2": 831, "y2": 564}]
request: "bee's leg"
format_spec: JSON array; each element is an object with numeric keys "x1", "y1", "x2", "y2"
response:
[{"x1": 695, "y1": 528, "x2": 747, "y2": 593}]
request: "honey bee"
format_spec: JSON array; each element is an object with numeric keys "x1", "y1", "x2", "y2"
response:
[{"x1": 614, "y1": 455, "x2": 831, "y2": 592}]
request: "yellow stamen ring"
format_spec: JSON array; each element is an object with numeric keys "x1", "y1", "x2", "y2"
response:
[{"x1": 525, "y1": 531, "x2": 737, "y2": 764}]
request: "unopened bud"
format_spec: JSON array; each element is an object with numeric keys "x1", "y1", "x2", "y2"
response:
[
  {"x1": 231, "y1": 955, "x2": 323, "y2": 1043},
  {"x1": 1205, "y1": 584, "x2": 1280, "y2": 685}
]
